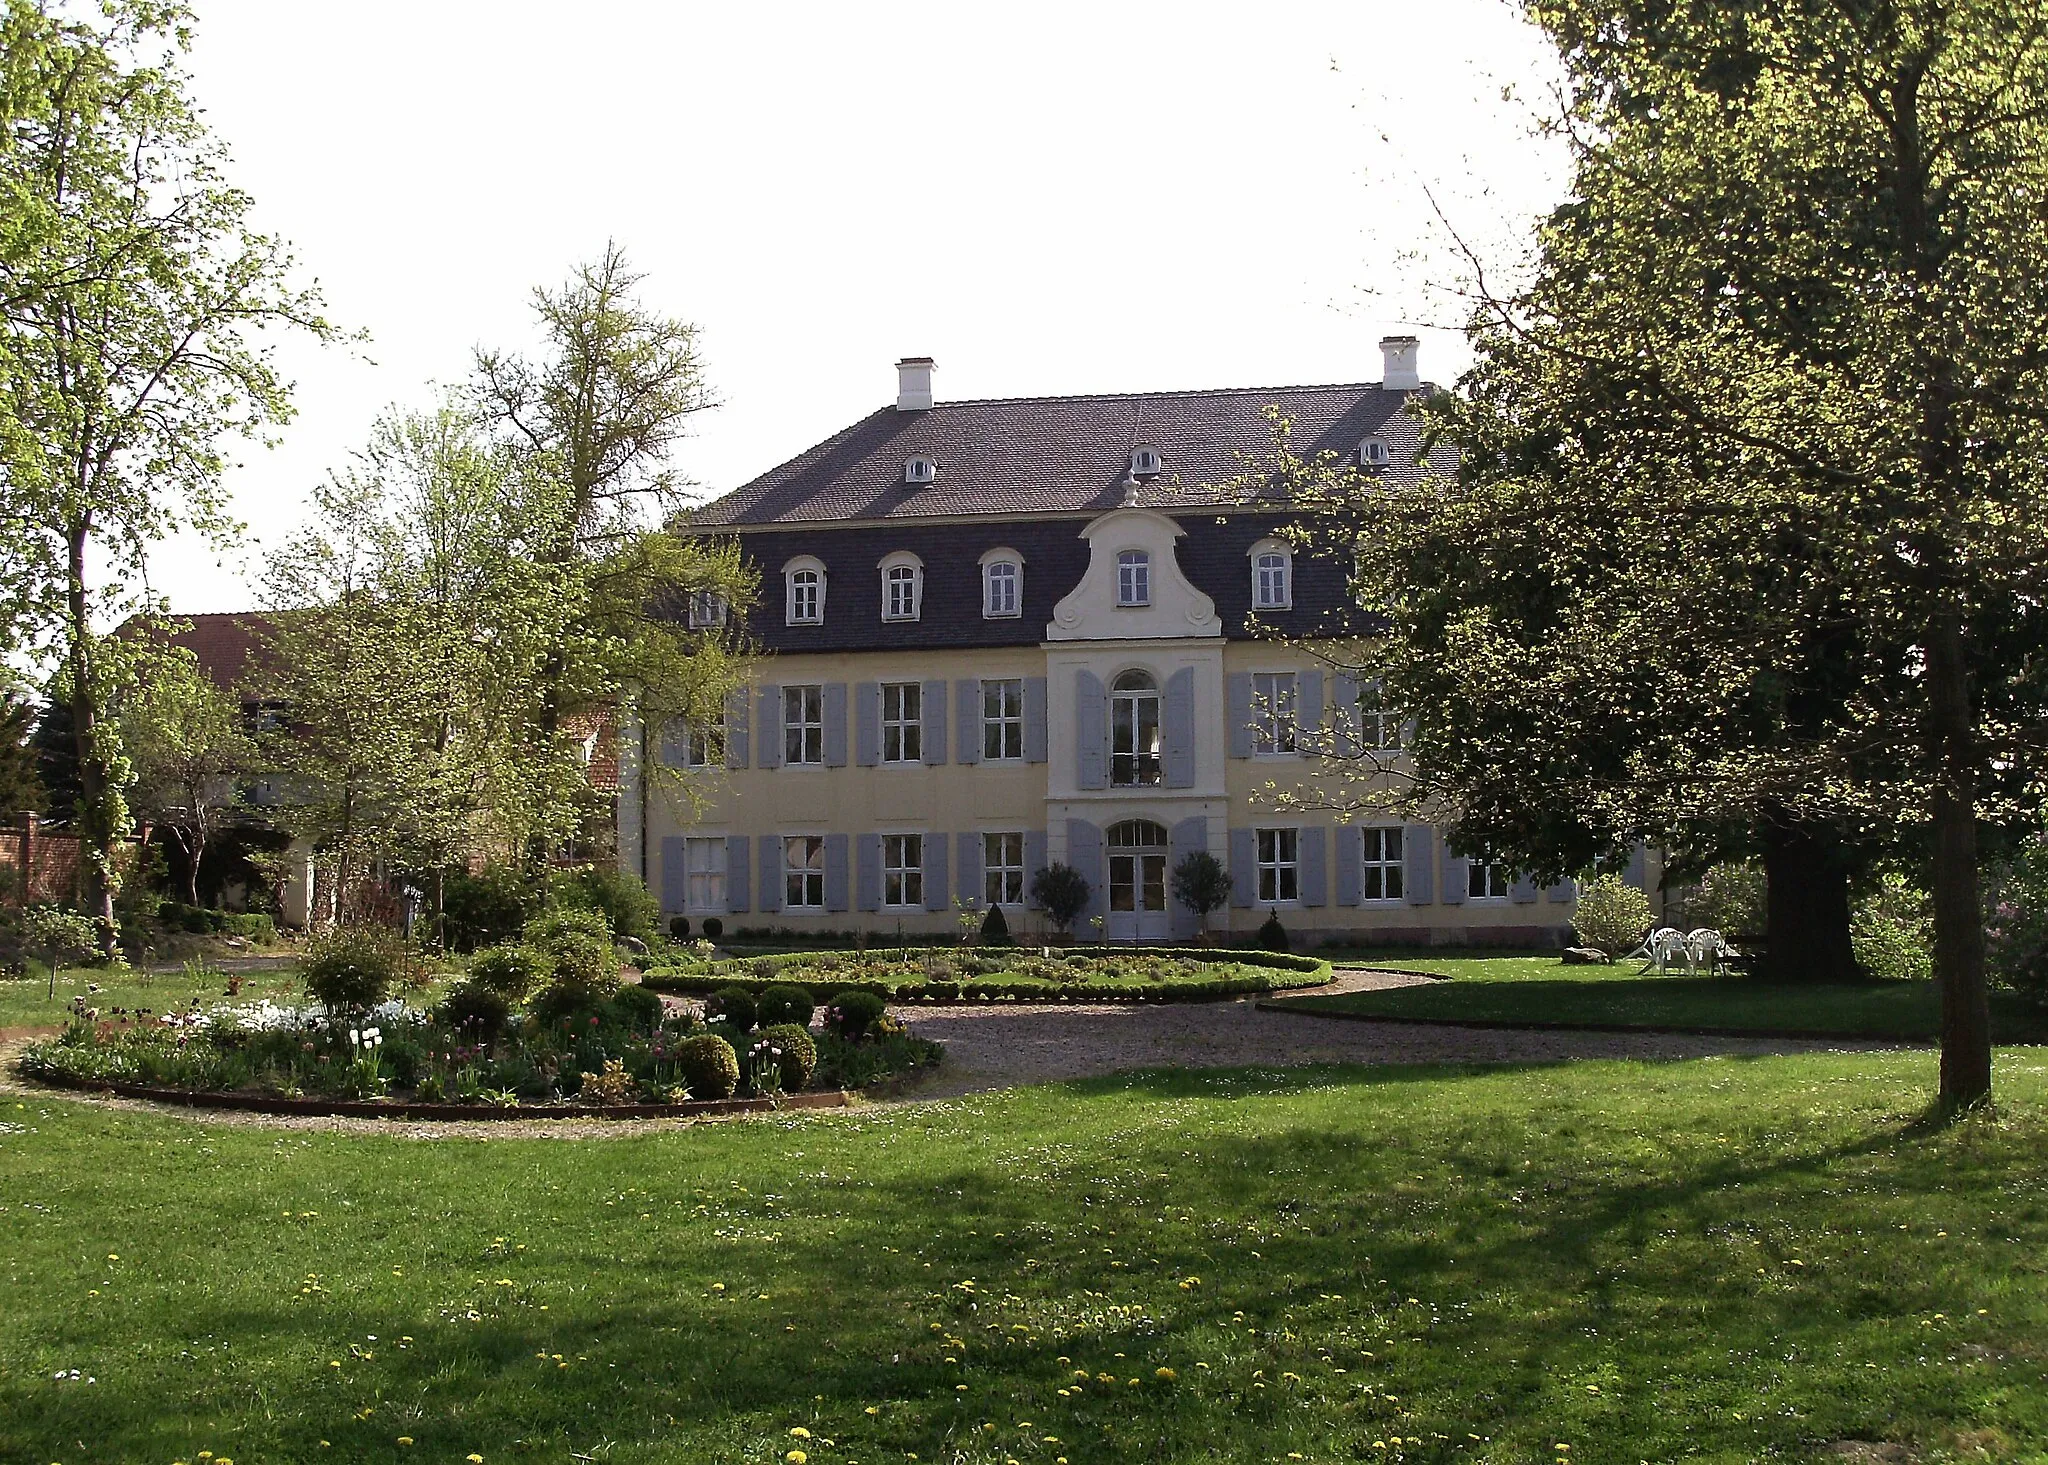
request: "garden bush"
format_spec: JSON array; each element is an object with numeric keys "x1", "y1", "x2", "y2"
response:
[
  {"x1": 549, "y1": 865, "x2": 661, "y2": 946},
  {"x1": 1031, "y1": 863, "x2": 1091, "y2": 934},
  {"x1": 751, "y1": 1023, "x2": 817, "y2": 1092},
  {"x1": 824, "y1": 988, "x2": 887, "y2": 1039},
  {"x1": 1172, "y1": 850, "x2": 1232, "y2": 936},
  {"x1": 669, "y1": 915, "x2": 690, "y2": 940},
  {"x1": 701, "y1": 916, "x2": 724, "y2": 940},
  {"x1": 302, "y1": 925, "x2": 414, "y2": 1017},
  {"x1": 1852, "y1": 874, "x2": 1933, "y2": 982},
  {"x1": 525, "y1": 908, "x2": 620, "y2": 1003},
  {"x1": 220, "y1": 912, "x2": 277, "y2": 943},
  {"x1": 1684, "y1": 862, "x2": 1768, "y2": 943},
  {"x1": 608, "y1": 982, "x2": 665, "y2": 1035},
  {"x1": 705, "y1": 985, "x2": 758, "y2": 1032},
  {"x1": 439, "y1": 980, "x2": 512, "y2": 1041},
  {"x1": 978, "y1": 902, "x2": 1012, "y2": 945},
  {"x1": 467, "y1": 943, "x2": 548, "y2": 1002},
  {"x1": 674, "y1": 1032, "x2": 740, "y2": 1100},
  {"x1": 756, "y1": 982, "x2": 814, "y2": 1029},
  {"x1": 1987, "y1": 839, "x2": 2048, "y2": 1004},
  {"x1": 1258, "y1": 909, "x2": 1289, "y2": 952},
  {"x1": 442, "y1": 866, "x2": 537, "y2": 952},
  {"x1": 1573, "y1": 874, "x2": 1654, "y2": 957}
]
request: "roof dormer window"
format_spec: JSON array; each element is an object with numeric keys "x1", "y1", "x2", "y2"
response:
[
  {"x1": 1129, "y1": 445, "x2": 1162, "y2": 478},
  {"x1": 1357, "y1": 436, "x2": 1391, "y2": 468},
  {"x1": 904, "y1": 456, "x2": 938, "y2": 485}
]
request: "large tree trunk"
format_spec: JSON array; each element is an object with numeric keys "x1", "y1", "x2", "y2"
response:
[
  {"x1": 65, "y1": 524, "x2": 119, "y2": 958},
  {"x1": 1758, "y1": 816, "x2": 1859, "y2": 985},
  {"x1": 1927, "y1": 615, "x2": 1992, "y2": 1108}
]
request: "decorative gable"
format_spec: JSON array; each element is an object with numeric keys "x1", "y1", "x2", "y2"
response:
[{"x1": 1047, "y1": 508, "x2": 1221, "y2": 641}]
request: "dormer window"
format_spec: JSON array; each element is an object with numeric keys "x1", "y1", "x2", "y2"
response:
[
  {"x1": 879, "y1": 550, "x2": 924, "y2": 621},
  {"x1": 1357, "y1": 436, "x2": 1391, "y2": 468},
  {"x1": 904, "y1": 456, "x2": 938, "y2": 485},
  {"x1": 782, "y1": 555, "x2": 826, "y2": 625},
  {"x1": 688, "y1": 589, "x2": 728, "y2": 629},
  {"x1": 1129, "y1": 445, "x2": 1162, "y2": 478},
  {"x1": 1249, "y1": 539, "x2": 1292, "y2": 610},
  {"x1": 1116, "y1": 550, "x2": 1151, "y2": 607},
  {"x1": 980, "y1": 547, "x2": 1023, "y2": 618}
]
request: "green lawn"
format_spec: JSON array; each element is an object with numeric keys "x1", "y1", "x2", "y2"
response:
[
  {"x1": 4, "y1": 1053, "x2": 2047, "y2": 1463},
  {"x1": 0, "y1": 964, "x2": 310, "y2": 1032},
  {"x1": 1284, "y1": 953, "x2": 2048, "y2": 1043}
]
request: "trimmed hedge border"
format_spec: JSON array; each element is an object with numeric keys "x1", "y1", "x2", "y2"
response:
[{"x1": 642, "y1": 948, "x2": 1333, "y2": 1005}]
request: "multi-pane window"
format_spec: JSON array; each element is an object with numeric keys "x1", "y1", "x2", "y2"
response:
[
  {"x1": 881, "y1": 681, "x2": 922, "y2": 763},
  {"x1": 1360, "y1": 827, "x2": 1404, "y2": 901},
  {"x1": 982, "y1": 678, "x2": 1024, "y2": 760},
  {"x1": 882, "y1": 833, "x2": 924, "y2": 908},
  {"x1": 1252, "y1": 671, "x2": 1298, "y2": 754},
  {"x1": 1117, "y1": 550, "x2": 1151, "y2": 606},
  {"x1": 1257, "y1": 828, "x2": 1300, "y2": 903},
  {"x1": 1468, "y1": 860, "x2": 1510, "y2": 900},
  {"x1": 678, "y1": 723, "x2": 721, "y2": 767},
  {"x1": 983, "y1": 832, "x2": 1025, "y2": 906},
  {"x1": 683, "y1": 836, "x2": 726, "y2": 912},
  {"x1": 786, "y1": 568, "x2": 822, "y2": 624},
  {"x1": 1358, "y1": 679, "x2": 1404, "y2": 751},
  {"x1": 784, "y1": 835, "x2": 825, "y2": 908},
  {"x1": 983, "y1": 560, "x2": 1020, "y2": 617},
  {"x1": 783, "y1": 684, "x2": 824, "y2": 765},
  {"x1": 884, "y1": 564, "x2": 921, "y2": 620},
  {"x1": 1253, "y1": 551, "x2": 1290, "y2": 609},
  {"x1": 688, "y1": 590, "x2": 727, "y2": 629},
  {"x1": 1111, "y1": 670, "x2": 1162, "y2": 787}
]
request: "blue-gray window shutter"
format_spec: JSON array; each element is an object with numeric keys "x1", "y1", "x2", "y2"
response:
[
  {"x1": 1075, "y1": 669, "x2": 1107, "y2": 790},
  {"x1": 1024, "y1": 828, "x2": 1048, "y2": 905},
  {"x1": 1624, "y1": 843, "x2": 1649, "y2": 891},
  {"x1": 1168, "y1": 816, "x2": 1208, "y2": 939},
  {"x1": 1300, "y1": 826, "x2": 1327, "y2": 907},
  {"x1": 955, "y1": 680, "x2": 981, "y2": 764},
  {"x1": 956, "y1": 832, "x2": 981, "y2": 908},
  {"x1": 658, "y1": 719, "x2": 685, "y2": 769},
  {"x1": 855, "y1": 682, "x2": 880, "y2": 767},
  {"x1": 1545, "y1": 878, "x2": 1577, "y2": 904},
  {"x1": 1299, "y1": 670, "x2": 1325, "y2": 753},
  {"x1": 1229, "y1": 828, "x2": 1256, "y2": 908},
  {"x1": 756, "y1": 687, "x2": 782, "y2": 769},
  {"x1": 1163, "y1": 666, "x2": 1196, "y2": 788},
  {"x1": 1511, "y1": 873, "x2": 1540, "y2": 904},
  {"x1": 1227, "y1": 673, "x2": 1255, "y2": 758},
  {"x1": 1332, "y1": 674, "x2": 1361, "y2": 758},
  {"x1": 856, "y1": 833, "x2": 882, "y2": 913},
  {"x1": 1403, "y1": 824, "x2": 1434, "y2": 905},
  {"x1": 659, "y1": 835, "x2": 687, "y2": 911},
  {"x1": 922, "y1": 678, "x2": 948, "y2": 766},
  {"x1": 725, "y1": 835, "x2": 751, "y2": 913},
  {"x1": 757, "y1": 837, "x2": 783, "y2": 913},
  {"x1": 923, "y1": 832, "x2": 949, "y2": 911},
  {"x1": 822, "y1": 682, "x2": 848, "y2": 767},
  {"x1": 1023, "y1": 676, "x2": 1049, "y2": 764},
  {"x1": 1441, "y1": 847, "x2": 1469, "y2": 905},
  {"x1": 724, "y1": 691, "x2": 750, "y2": 769},
  {"x1": 824, "y1": 832, "x2": 850, "y2": 913},
  {"x1": 1335, "y1": 825, "x2": 1362, "y2": 906},
  {"x1": 1066, "y1": 818, "x2": 1104, "y2": 920}
]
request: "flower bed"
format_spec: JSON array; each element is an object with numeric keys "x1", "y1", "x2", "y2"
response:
[{"x1": 641, "y1": 947, "x2": 1332, "y2": 1004}]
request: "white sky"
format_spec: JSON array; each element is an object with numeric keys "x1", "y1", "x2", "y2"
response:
[{"x1": 151, "y1": 0, "x2": 1568, "y2": 614}]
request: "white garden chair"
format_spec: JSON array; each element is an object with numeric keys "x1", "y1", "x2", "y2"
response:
[
  {"x1": 1628, "y1": 926, "x2": 1690, "y2": 976},
  {"x1": 1684, "y1": 928, "x2": 1730, "y2": 977}
]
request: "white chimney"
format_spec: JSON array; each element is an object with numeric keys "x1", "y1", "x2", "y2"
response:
[
  {"x1": 895, "y1": 356, "x2": 935, "y2": 411},
  {"x1": 1380, "y1": 335, "x2": 1420, "y2": 392}
]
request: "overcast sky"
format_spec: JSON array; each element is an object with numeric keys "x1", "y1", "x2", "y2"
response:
[{"x1": 151, "y1": 0, "x2": 1568, "y2": 614}]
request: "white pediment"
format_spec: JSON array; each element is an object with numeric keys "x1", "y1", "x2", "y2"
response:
[{"x1": 1047, "y1": 508, "x2": 1221, "y2": 641}]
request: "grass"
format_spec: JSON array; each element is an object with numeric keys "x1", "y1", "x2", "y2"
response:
[
  {"x1": 1283, "y1": 953, "x2": 2048, "y2": 1043},
  {"x1": 0, "y1": 963, "x2": 310, "y2": 1032},
  {"x1": 3, "y1": 1052, "x2": 2047, "y2": 1463}
]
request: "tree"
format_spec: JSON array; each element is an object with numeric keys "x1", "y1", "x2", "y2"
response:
[
  {"x1": 1171, "y1": 850, "x2": 1232, "y2": 941},
  {"x1": 0, "y1": 2, "x2": 336, "y2": 952},
  {"x1": 0, "y1": 692, "x2": 42, "y2": 816},
  {"x1": 1290, "y1": 0, "x2": 2048, "y2": 1107},
  {"x1": 1030, "y1": 863, "x2": 1091, "y2": 937},
  {"x1": 114, "y1": 629, "x2": 253, "y2": 907}
]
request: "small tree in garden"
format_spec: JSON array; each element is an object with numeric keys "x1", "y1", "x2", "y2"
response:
[
  {"x1": 1573, "y1": 876, "x2": 1654, "y2": 961},
  {"x1": 1171, "y1": 851, "x2": 1232, "y2": 942},
  {"x1": 301, "y1": 925, "x2": 411, "y2": 1018},
  {"x1": 24, "y1": 905, "x2": 100, "y2": 1000},
  {"x1": 1030, "y1": 863, "x2": 1091, "y2": 939},
  {"x1": 978, "y1": 902, "x2": 1012, "y2": 946}
]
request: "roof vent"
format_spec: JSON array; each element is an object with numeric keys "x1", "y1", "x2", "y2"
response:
[
  {"x1": 1129, "y1": 445, "x2": 1162, "y2": 478},
  {"x1": 895, "y1": 356, "x2": 935, "y2": 412},
  {"x1": 904, "y1": 455, "x2": 937, "y2": 485},
  {"x1": 1380, "y1": 335, "x2": 1420, "y2": 391},
  {"x1": 1357, "y1": 436, "x2": 1391, "y2": 468}
]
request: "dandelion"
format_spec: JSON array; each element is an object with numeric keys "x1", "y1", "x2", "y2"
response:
[
  {"x1": 1155, "y1": 1367, "x2": 1177, "y2": 1382},
  {"x1": 468, "y1": 1457, "x2": 484, "y2": 1463},
  {"x1": 791, "y1": 1428, "x2": 812, "y2": 1439},
  {"x1": 787, "y1": 1454, "x2": 808, "y2": 1465},
  {"x1": 396, "y1": 1439, "x2": 413, "y2": 1447}
]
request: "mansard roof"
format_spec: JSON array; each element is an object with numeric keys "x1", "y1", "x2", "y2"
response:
[{"x1": 686, "y1": 380, "x2": 1448, "y2": 529}]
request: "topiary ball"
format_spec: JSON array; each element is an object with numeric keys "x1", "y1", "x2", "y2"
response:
[
  {"x1": 752, "y1": 1023, "x2": 818, "y2": 1091},
  {"x1": 823, "y1": 988, "x2": 887, "y2": 1039},
  {"x1": 705, "y1": 985, "x2": 758, "y2": 1033},
  {"x1": 756, "y1": 982, "x2": 814, "y2": 1029},
  {"x1": 675, "y1": 1033, "x2": 740, "y2": 1100}
]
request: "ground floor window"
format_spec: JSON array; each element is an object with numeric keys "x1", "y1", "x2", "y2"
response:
[
  {"x1": 883, "y1": 833, "x2": 924, "y2": 908},
  {"x1": 785, "y1": 835, "x2": 825, "y2": 908},
  {"x1": 684, "y1": 836, "x2": 726, "y2": 911},
  {"x1": 983, "y1": 831, "x2": 1025, "y2": 905},
  {"x1": 1361, "y1": 826, "x2": 1403, "y2": 901},
  {"x1": 1467, "y1": 860, "x2": 1509, "y2": 900},
  {"x1": 1257, "y1": 827, "x2": 1299, "y2": 903}
]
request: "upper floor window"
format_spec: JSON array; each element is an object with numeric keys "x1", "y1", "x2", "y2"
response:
[
  {"x1": 982, "y1": 677, "x2": 1023, "y2": 760},
  {"x1": 880, "y1": 551, "x2": 924, "y2": 621},
  {"x1": 1110, "y1": 669, "x2": 1161, "y2": 787},
  {"x1": 783, "y1": 684, "x2": 824, "y2": 765},
  {"x1": 1251, "y1": 670, "x2": 1298, "y2": 754},
  {"x1": 1358, "y1": 678, "x2": 1404, "y2": 751},
  {"x1": 675, "y1": 723, "x2": 721, "y2": 768},
  {"x1": 881, "y1": 681, "x2": 922, "y2": 763},
  {"x1": 688, "y1": 589, "x2": 728, "y2": 629},
  {"x1": 1116, "y1": 550, "x2": 1151, "y2": 607},
  {"x1": 1250, "y1": 539, "x2": 1292, "y2": 610},
  {"x1": 1130, "y1": 445, "x2": 1162, "y2": 478},
  {"x1": 982, "y1": 552, "x2": 1021, "y2": 618},
  {"x1": 904, "y1": 455, "x2": 938, "y2": 484},
  {"x1": 783, "y1": 556, "x2": 825, "y2": 625},
  {"x1": 1357, "y1": 436, "x2": 1391, "y2": 468}
]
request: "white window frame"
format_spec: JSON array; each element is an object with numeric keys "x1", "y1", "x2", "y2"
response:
[
  {"x1": 983, "y1": 831, "x2": 1025, "y2": 906},
  {"x1": 1357, "y1": 679, "x2": 1405, "y2": 752},
  {"x1": 1249, "y1": 538, "x2": 1292, "y2": 611},
  {"x1": 1116, "y1": 550, "x2": 1151, "y2": 607},
  {"x1": 1110, "y1": 669, "x2": 1162, "y2": 788},
  {"x1": 678, "y1": 722, "x2": 721, "y2": 768},
  {"x1": 783, "y1": 556, "x2": 826, "y2": 625},
  {"x1": 880, "y1": 551, "x2": 924, "y2": 622},
  {"x1": 784, "y1": 835, "x2": 826, "y2": 909},
  {"x1": 980, "y1": 548, "x2": 1023, "y2": 619},
  {"x1": 688, "y1": 589, "x2": 728, "y2": 629},
  {"x1": 1130, "y1": 445, "x2": 1162, "y2": 477},
  {"x1": 1358, "y1": 436, "x2": 1390, "y2": 467},
  {"x1": 982, "y1": 677, "x2": 1024, "y2": 761},
  {"x1": 882, "y1": 833, "x2": 924, "y2": 909},
  {"x1": 1256, "y1": 827, "x2": 1300, "y2": 905},
  {"x1": 1360, "y1": 827, "x2": 1404, "y2": 902},
  {"x1": 1251, "y1": 670, "x2": 1299, "y2": 755},
  {"x1": 881, "y1": 681, "x2": 923, "y2": 764},
  {"x1": 783, "y1": 684, "x2": 824, "y2": 766},
  {"x1": 904, "y1": 456, "x2": 937, "y2": 484},
  {"x1": 683, "y1": 835, "x2": 727, "y2": 913},
  {"x1": 1467, "y1": 859, "x2": 1511, "y2": 901}
]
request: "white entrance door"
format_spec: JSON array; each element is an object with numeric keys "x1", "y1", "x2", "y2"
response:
[{"x1": 1105, "y1": 819, "x2": 1172, "y2": 942}]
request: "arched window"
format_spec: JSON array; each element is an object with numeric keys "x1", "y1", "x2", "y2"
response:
[
  {"x1": 879, "y1": 551, "x2": 923, "y2": 622},
  {"x1": 1130, "y1": 445, "x2": 1162, "y2": 478},
  {"x1": 1249, "y1": 539, "x2": 1292, "y2": 611},
  {"x1": 1110, "y1": 669, "x2": 1161, "y2": 787},
  {"x1": 980, "y1": 547, "x2": 1023, "y2": 618},
  {"x1": 1116, "y1": 550, "x2": 1151, "y2": 607},
  {"x1": 782, "y1": 555, "x2": 826, "y2": 625}
]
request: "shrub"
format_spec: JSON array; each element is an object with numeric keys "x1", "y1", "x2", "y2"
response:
[
  {"x1": 1988, "y1": 841, "x2": 2048, "y2": 1004},
  {"x1": 1853, "y1": 886, "x2": 1933, "y2": 982},
  {"x1": 1171, "y1": 851, "x2": 1233, "y2": 934},
  {"x1": 220, "y1": 912, "x2": 277, "y2": 943},
  {"x1": 608, "y1": 982, "x2": 665, "y2": 1034},
  {"x1": 669, "y1": 915, "x2": 690, "y2": 940},
  {"x1": 674, "y1": 1033, "x2": 739, "y2": 1100},
  {"x1": 441, "y1": 866, "x2": 536, "y2": 951},
  {"x1": 302, "y1": 925, "x2": 412, "y2": 1017},
  {"x1": 705, "y1": 985, "x2": 758, "y2": 1032},
  {"x1": 1031, "y1": 863, "x2": 1091, "y2": 934},
  {"x1": 467, "y1": 943, "x2": 548, "y2": 1002},
  {"x1": 1682, "y1": 862, "x2": 1768, "y2": 943},
  {"x1": 1257, "y1": 908, "x2": 1289, "y2": 952},
  {"x1": 756, "y1": 982, "x2": 814, "y2": 1029},
  {"x1": 1573, "y1": 874, "x2": 1654, "y2": 957},
  {"x1": 701, "y1": 916, "x2": 724, "y2": 940},
  {"x1": 439, "y1": 980, "x2": 512, "y2": 1041},
  {"x1": 525, "y1": 908, "x2": 619, "y2": 1003},
  {"x1": 752, "y1": 1022, "x2": 818, "y2": 1091},
  {"x1": 547, "y1": 865, "x2": 662, "y2": 946},
  {"x1": 823, "y1": 988, "x2": 887, "y2": 1039},
  {"x1": 978, "y1": 901, "x2": 1013, "y2": 946},
  {"x1": 578, "y1": 1056, "x2": 636, "y2": 1106}
]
